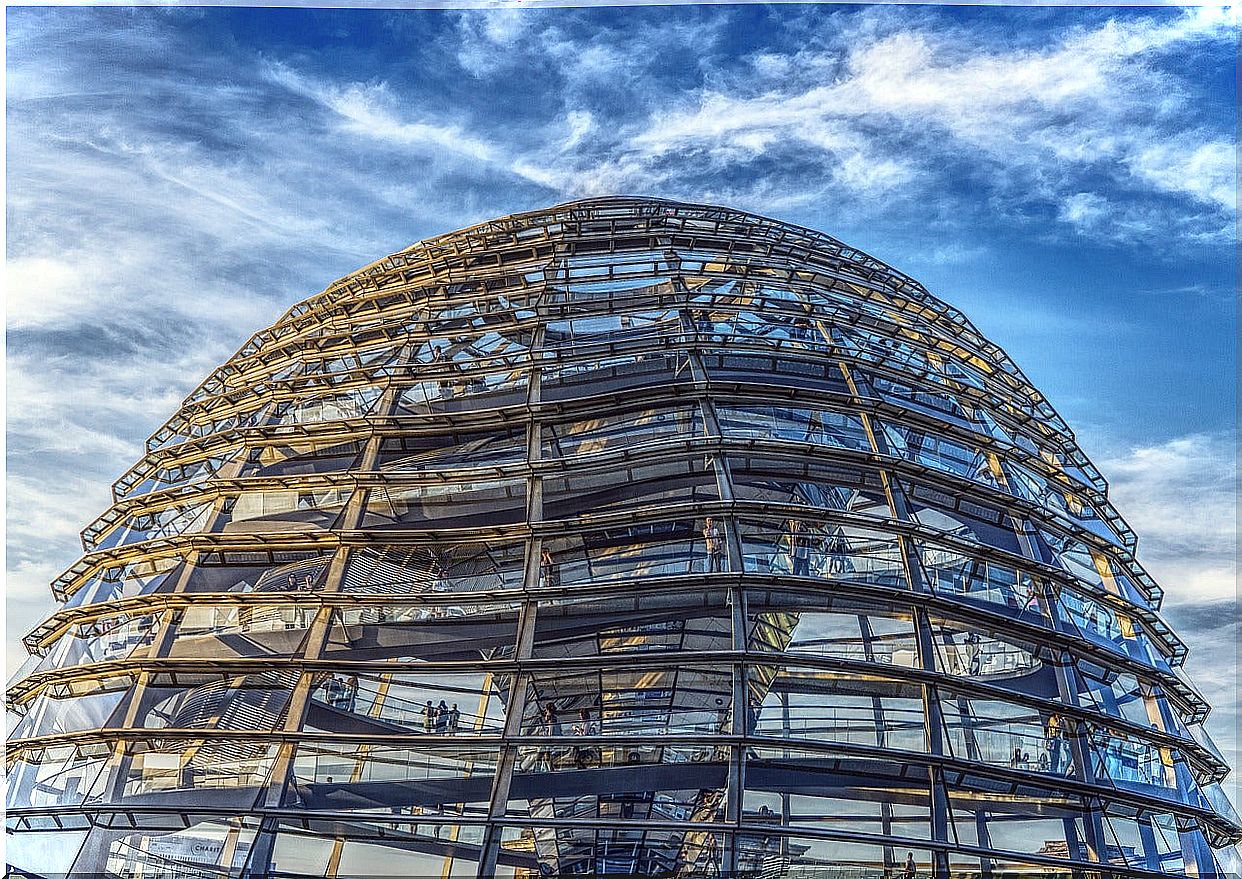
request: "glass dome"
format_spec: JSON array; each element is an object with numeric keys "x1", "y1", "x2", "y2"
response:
[{"x1": 7, "y1": 196, "x2": 1239, "y2": 879}]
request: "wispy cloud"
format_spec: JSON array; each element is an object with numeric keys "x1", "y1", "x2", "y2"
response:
[
  {"x1": 1103, "y1": 432, "x2": 1236, "y2": 605},
  {"x1": 5, "y1": 5, "x2": 1235, "y2": 762}
]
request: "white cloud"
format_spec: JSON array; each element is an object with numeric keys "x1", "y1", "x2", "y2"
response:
[
  {"x1": 616, "y1": 7, "x2": 1235, "y2": 232},
  {"x1": 1059, "y1": 192, "x2": 1110, "y2": 231},
  {"x1": 1128, "y1": 140, "x2": 1235, "y2": 212},
  {"x1": 1101, "y1": 433, "x2": 1236, "y2": 604}
]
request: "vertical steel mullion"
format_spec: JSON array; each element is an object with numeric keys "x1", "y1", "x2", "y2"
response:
[{"x1": 479, "y1": 323, "x2": 543, "y2": 879}]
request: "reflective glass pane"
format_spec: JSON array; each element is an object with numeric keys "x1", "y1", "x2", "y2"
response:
[
  {"x1": 939, "y1": 688, "x2": 1076, "y2": 778},
  {"x1": 304, "y1": 670, "x2": 508, "y2": 737},
  {"x1": 522, "y1": 666, "x2": 733, "y2": 738},
  {"x1": 740, "y1": 519, "x2": 907, "y2": 588},
  {"x1": 745, "y1": 590, "x2": 917, "y2": 666},
  {"x1": 363, "y1": 478, "x2": 526, "y2": 528},
  {"x1": 288, "y1": 742, "x2": 497, "y2": 817},
  {"x1": 747, "y1": 666, "x2": 927, "y2": 751},
  {"x1": 544, "y1": 456, "x2": 719, "y2": 520},
  {"x1": 532, "y1": 590, "x2": 732, "y2": 659},
  {"x1": 342, "y1": 543, "x2": 525, "y2": 595},
  {"x1": 494, "y1": 823, "x2": 725, "y2": 878},
  {"x1": 731, "y1": 456, "x2": 891, "y2": 517},
  {"x1": 543, "y1": 404, "x2": 702, "y2": 459},
  {"x1": 718, "y1": 402, "x2": 870, "y2": 452},
  {"x1": 542, "y1": 519, "x2": 719, "y2": 585},
  {"x1": 322, "y1": 602, "x2": 520, "y2": 663}
]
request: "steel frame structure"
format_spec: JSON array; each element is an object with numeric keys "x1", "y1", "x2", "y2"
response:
[{"x1": 7, "y1": 196, "x2": 1241, "y2": 879}]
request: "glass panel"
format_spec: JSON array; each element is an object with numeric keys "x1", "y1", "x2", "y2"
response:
[
  {"x1": 124, "y1": 741, "x2": 279, "y2": 798},
  {"x1": 1056, "y1": 585, "x2": 1171, "y2": 672},
  {"x1": 60, "y1": 558, "x2": 182, "y2": 608},
  {"x1": 878, "y1": 419, "x2": 998, "y2": 488},
  {"x1": 494, "y1": 824, "x2": 725, "y2": 878},
  {"x1": 740, "y1": 519, "x2": 907, "y2": 588},
  {"x1": 378, "y1": 428, "x2": 525, "y2": 471},
  {"x1": 276, "y1": 386, "x2": 383, "y2": 424},
  {"x1": 717, "y1": 402, "x2": 871, "y2": 452},
  {"x1": 747, "y1": 666, "x2": 927, "y2": 752},
  {"x1": 363, "y1": 478, "x2": 526, "y2": 529},
  {"x1": 532, "y1": 590, "x2": 732, "y2": 659},
  {"x1": 393, "y1": 368, "x2": 529, "y2": 415},
  {"x1": 341, "y1": 543, "x2": 526, "y2": 595},
  {"x1": 505, "y1": 742, "x2": 728, "y2": 823},
  {"x1": 866, "y1": 371, "x2": 972, "y2": 427},
  {"x1": 118, "y1": 445, "x2": 245, "y2": 498},
  {"x1": 939, "y1": 689, "x2": 1076, "y2": 778},
  {"x1": 744, "y1": 746, "x2": 931, "y2": 837},
  {"x1": 167, "y1": 604, "x2": 316, "y2": 660},
  {"x1": 35, "y1": 611, "x2": 163, "y2": 672},
  {"x1": 544, "y1": 308, "x2": 681, "y2": 346},
  {"x1": 946, "y1": 779, "x2": 1089, "y2": 860},
  {"x1": 543, "y1": 456, "x2": 719, "y2": 520},
  {"x1": 88, "y1": 818, "x2": 259, "y2": 878},
  {"x1": 1088, "y1": 725, "x2": 1188, "y2": 797},
  {"x1": 1075, "y1": 663, "x2": 1177, "y2": 733},
  {"x1": 180, "y1": 552, "x2": 334, "y2": 595},
  {"x1": 744, "y1": 590, "x2": 918, "y2": 666},
  {"x1": 6, "y1": 742, "x2": 113, "y2": 809},
  {"x1": 1101, "y1": 808, "x2": 1190, "y2": 873},
  {"x1": 542, "y1": 519, "x2": 716, "y2": 585},
  {"x1": 271, "y1": 818, "x2": 485, "y2": 878},
  {"x1": 287, "y1": 742, "x2": 497, "y2": 817},
  {"x1": 91, "y1": 501, "x2": 214, "y2": 551},
  {"x1": 128, "y1": 671, "x2": 297, "y2": 731},
  {"x1": 731, "y1": 457, "x2": 891, "y2": 517},
  {"x1": 833, "y1": 325, "x2": 933, "y2": 375},
  {"x1": 702, "y1": 349, "x2": 851, "y2": 395},
  {"x1": 322, "y1": 601, "x2": 520, "y2": 663},
  {"x1": 149, "y1": 399, "x2": 272, "y2": 450},
  {"x1": 926, "y1": 615, "x2": 1045, "y2": 683},
  {"x1": 903, "y1": 479, "x2": 1022, "y2": 555},
  {"x1": 219, "y1": 486, "x2": 351, "y2": 533},
  {"x1": 510, "y1": 741, "x2": 729, "y2": 781},
  {"x1": 543, "y1": 404, "x2": 702, "y2": 459},
  {"x1": 4, "y1": 830, "x2": 89, "y2": 878},
  {"x1": 542, "y1": 350, "x2": 692, "y2": 402},
  {"x1": 10, "y1": 687, "x2": 128, "y2": 739},
  {"x1": 736, "y1": 835, "x2": 932, "y2": 879},
  {"x1": 241, "y1": 437, "x2": 364, "y2": 478},
  {"x1": 915, "y1": 540, "x2": 1047, "y2": 619},
  {"x1": 303, "y1": 670, "x2": 508, "y2": 737},
  {"x1": 1009, "y1": 459, "x2": 1125, "y2": 547},
  {"x1": 521, "y1": 666, "x2": 733, "y2": 738},
  {"x1": 1202, "y1": 781, "x2": 1242, "y2": 826},
  {"x1": 1040, "y1": 527, "x2": 1152, "y2": 608}
]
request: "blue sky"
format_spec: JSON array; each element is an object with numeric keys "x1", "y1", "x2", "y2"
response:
[{"x1": 5, "y1": 2, "x2": 1237, "y2": 790}]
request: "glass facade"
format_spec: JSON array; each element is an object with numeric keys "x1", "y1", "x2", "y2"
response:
[{"x1": 6, "y1": 196, "x2": 1239, "y2": 879}]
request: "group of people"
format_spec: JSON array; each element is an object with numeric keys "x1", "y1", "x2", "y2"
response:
[
  {"x1": 529, "y1": 705, "x2": 600, "y2": 770},
  {"x1": 318, "y1": 674, "x2": 357, "y2": 713},
  {"x1": 278, "y1": 573, "x2": 319, "y2": 592},
  {"x1": 422, "y1": 700, "x2": 462, "y2": 734}
]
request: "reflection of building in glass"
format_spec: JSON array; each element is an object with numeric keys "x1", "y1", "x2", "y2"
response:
[{"x1": 7, "y1": 196, "x2": 1241, "y2": 878}]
